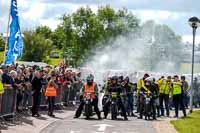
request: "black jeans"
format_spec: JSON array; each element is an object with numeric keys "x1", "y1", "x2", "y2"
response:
[
  {"x1": 16, "y1": 91, "x2": 23, "y2": 111},
  {"x1": 182, "y1": 93, "x2": 189, "y2": 108},
  {"x1": 127, "y1": 94, "x2": 134, "y2": 113},
  {"x1": 62, "y1": 85, "x2": 70, "y2": 105},
  {"x1": 103, "y1": 97, "x2": 127, "y2": 119},
  {"x1": 75, "y1": 97, "x2": 101, "y2": 118},
  {"x1": 173, "y1": 94, "x2": 186, "y2": 117},
  {"x1": 159, "y1": 93, "x2": 170, "y2": 116},
  {"x1": 32, "y1": 93, "x2": 41, "y2": 115},
  {"x1": 150, "y1": 99, "x2": 157, "y2": 119},
  {"x1": 48, "y1": 96, "x2": 55, "y2": 115}
]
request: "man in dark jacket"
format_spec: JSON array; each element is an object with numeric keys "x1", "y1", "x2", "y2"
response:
[
  {"x1": 31, "y1": 71, "x2": 43, "y2": 117},
  {"x1": 123, "y1": 77, "x2": 136, "y2": 117},
  {"x1": 103, "y1": 76, "x2": 128, "y2": 120}
]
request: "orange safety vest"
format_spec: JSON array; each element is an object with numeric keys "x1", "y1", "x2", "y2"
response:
[
  {"x1": 45, "y1": 80, "x2": 57, "y2": 97},
  {"x1": 84, "y1": 82, "x2": 96, "y2": 93}
]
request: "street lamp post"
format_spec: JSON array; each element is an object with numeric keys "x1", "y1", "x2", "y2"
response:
[{"x1": 188, "y1": 16, "x2": 200, "y2": 113}]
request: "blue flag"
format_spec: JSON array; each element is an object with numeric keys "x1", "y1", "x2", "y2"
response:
[{"x1": 5, "y1": 0, "x2": 23, "y2": 64}]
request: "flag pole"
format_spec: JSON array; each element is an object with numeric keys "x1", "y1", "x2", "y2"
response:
[{"x1": 4, "y1": 0, "x2": 12, "y2": 63}]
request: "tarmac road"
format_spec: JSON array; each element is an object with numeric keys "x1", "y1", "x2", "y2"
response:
[{"x1": 40, "y1": 111, "x2": 156, "y2": 133}]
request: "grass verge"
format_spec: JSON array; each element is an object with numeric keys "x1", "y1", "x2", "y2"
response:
[
  {"x1": 171, "y1": 110, "x2": 200, "y2": 133},
  {"x1": 0, "y1": 51, "x2": 4, "y2": 63},
  {"x1": 48, "y1": 58, "x2": 62, "y2": 65}
]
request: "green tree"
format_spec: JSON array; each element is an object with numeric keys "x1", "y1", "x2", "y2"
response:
[
  {"x1": 115, "y1": 8, "x2": 140, "y2": 35},
  {"x1": 53, "y1": 6, "x2": 140, "y2": 66},
  {"x1": 36, "y1": 26, "x2": 52, "y2": 39},
  {"x1": 0, "y1": 34, "x2": 5, "y2": 51},
  {"x1": 22, "y1": 31, "x2": 52, "y2": 62},
  {"x1": 97, "y1": 5, "x2": 117, "y2": 40},
  {"x1": 50, "y1": 26, "x2": 66, "y2": 49}
]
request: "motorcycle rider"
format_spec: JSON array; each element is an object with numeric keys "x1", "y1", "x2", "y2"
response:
[
  {"x1": 123, "y1": 76, "x2": 136, "y2": 117},
  {"x1": 137, "y1": 73, "x2": 150, "y2": 93},
  {"x1": 138, "y1": 77, "x2": 152, "y2": 119},
  {"x1": 102, "y1": 77, "x2": 111, "y2": 107},
  {"x1": 103, "y1": 76, "x2": 128, "y2": 120},
  {"x1": 74, "y1": 74, "x2": 102, "y2": 119},
  {"x1": 136, "y1": 73, "x2": 150, "y2": 113},
  {"x1": 145, "y1": 77, "x2": 159, "y2": 120},
  {"x1": 102, "y1": 77, "x2": 111, "y2": 94}
]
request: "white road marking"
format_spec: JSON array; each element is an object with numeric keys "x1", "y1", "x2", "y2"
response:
[
  {"x1": 124, "y1": 132, "x2": 140, "y2": 133},
  {"x1": 69, "y1": 131, "x2": 80, "y2": 133},
  {"x1": 93, "y1": 124, "x2": 113, "y2": 131}
]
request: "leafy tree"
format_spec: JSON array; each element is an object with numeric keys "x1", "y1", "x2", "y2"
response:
[
  {"x1": 13, "y1": 6, "x2": 183, "y2": 68},
  {"x1": 50, "y1": 26, "x2": 66, "y2": 49},
  {"x1": 22, "y1": 31, "x2": 52, "y2": 62},
  {"x1": 0, "y1": 34, "x2": 5, "y2": 51},
  {"x1": 36, "y1": 26, "x2": 52, "y2": 39}
]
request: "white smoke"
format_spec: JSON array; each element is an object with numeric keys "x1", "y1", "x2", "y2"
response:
[{"x1": 83, "y1": 23, "x2": 182, "y2": 82}]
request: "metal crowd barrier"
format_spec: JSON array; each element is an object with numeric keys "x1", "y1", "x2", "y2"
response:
[
  {"x1": 62, "y1": 82, "x2": 82, "y2": 106},
  {"x1": 55, "y1": 86, "x2": 62, "y2": 106},
  {"x1": 0, "y1": 94, "x2": 2, "y2": 116},
  {"x1": 0, "y1": 82, "x2": 82, "y2": 118},
  {"x1": 0, "y1": 89, "x2": 17, "y2": 118}
]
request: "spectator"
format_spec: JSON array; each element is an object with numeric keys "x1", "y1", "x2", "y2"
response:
[
  {"x1": 22, "y1": 77, "x2": 32, "y2": 110},
  {"x1": 62, "y1": 70, "x2": 73, "y2": 106},
  {"x1": 12, "y1": 70, "x2": 23, "y2": 112},
  {"x1": 0, "y1": 69, "x2": 4, "y2": 94},
  {"x1": 2, "y1": 66, "x2": 15, "y2": 89},
  {"x1": 57, "y1": 73, "x2": 64, "y2": 107},
  {"x1": 45, "y1": 73, "x2": 58, "y2": 117},
  {"x1": 31, "y1": 71, "x2": 43, "y2": 117},
  {"x1": 181, "y1": 76, "x2": 189, "y2": 108}
]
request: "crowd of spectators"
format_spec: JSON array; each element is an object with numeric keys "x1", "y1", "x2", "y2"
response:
[{"x1": 0, "y1": 63, "x2": 83, "y2": 117}]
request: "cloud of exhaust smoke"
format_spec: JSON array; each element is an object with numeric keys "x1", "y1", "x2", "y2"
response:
[{"x1": 83, "y1": 25, "x2": 182, "y2": 82}]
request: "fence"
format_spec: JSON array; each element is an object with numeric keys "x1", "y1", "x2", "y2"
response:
[
  {"x1": 0, "y1": 89, "x2": 17, "y2": 118},
  {"x1": 0, "y1": 82, "x2": 83, "y2": 118}
]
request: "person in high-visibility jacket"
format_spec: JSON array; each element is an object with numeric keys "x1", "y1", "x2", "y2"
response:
[
  {"x1": 0, "y1": 69, "x2": 4, "y2": 95},
  {"x1": 136, "y1": 73, "x2": 150, "y2": 113},
  {"x1": 45, "y1": 73, "x2": 58, "y2": 117},
  {"x1": 74, "y1": 74, "x2": 101, "y2": 119},
  {"x1": 102, "y1": 77, "x2": 111, "y2": 94},
  {"x1": 137, "y1": 73, "x2": 151, "y2": 93},
  {"x1": 101, "y1": 77, "x2": 111, "y2": 108},
  {"x1": 157, "y1": 76, "x2": 172, "y2": 117},
  {"x1": 172, "y1": 75, "x2": 186, "y2": 118}
]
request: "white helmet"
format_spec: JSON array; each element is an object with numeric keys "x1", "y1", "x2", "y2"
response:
[{"x1": 145, "y1": 76, "x2": 154, "y2": 82}]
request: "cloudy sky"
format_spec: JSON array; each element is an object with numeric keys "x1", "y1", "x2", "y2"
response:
[{"x1": 1, "y1": 0, "x2": 200, "y2": 43}]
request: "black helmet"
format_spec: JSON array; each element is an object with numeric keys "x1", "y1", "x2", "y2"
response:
[
  {"x1": 111, "y1": 76, "x2": 118, "y2": 81},
  {"x1": 86, "y1": 74, "x2": 94, "y2": 81},
  {"x1": 119, "y1": 76, "x2": 123, "y2": 80},
  {"x1": 87, "y1": 74, "x2": 94, "y2": 86},
  {"x1": 125, "y1": 76, "x2": 129, "y2": 81}
]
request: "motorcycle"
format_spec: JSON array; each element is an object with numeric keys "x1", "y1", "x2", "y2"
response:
[
  {"x1": 110, "y1": 92, "x2": 118, "y2": 120},
  {"x1": 138, "y1": 90, "x2": 153, "y2": 119},
  {"x1": 83, "y1": 92, "x2": 95, "y2": 119},
  {"x1": 102, "y1": 94, "x2": 109, "y2": 108},
  {"x1": 138, "y1": 90, "x2": 145, "y2": 119},
  {"x1": 144, "y1": 92, "x2": 152, "y2": 120}
]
